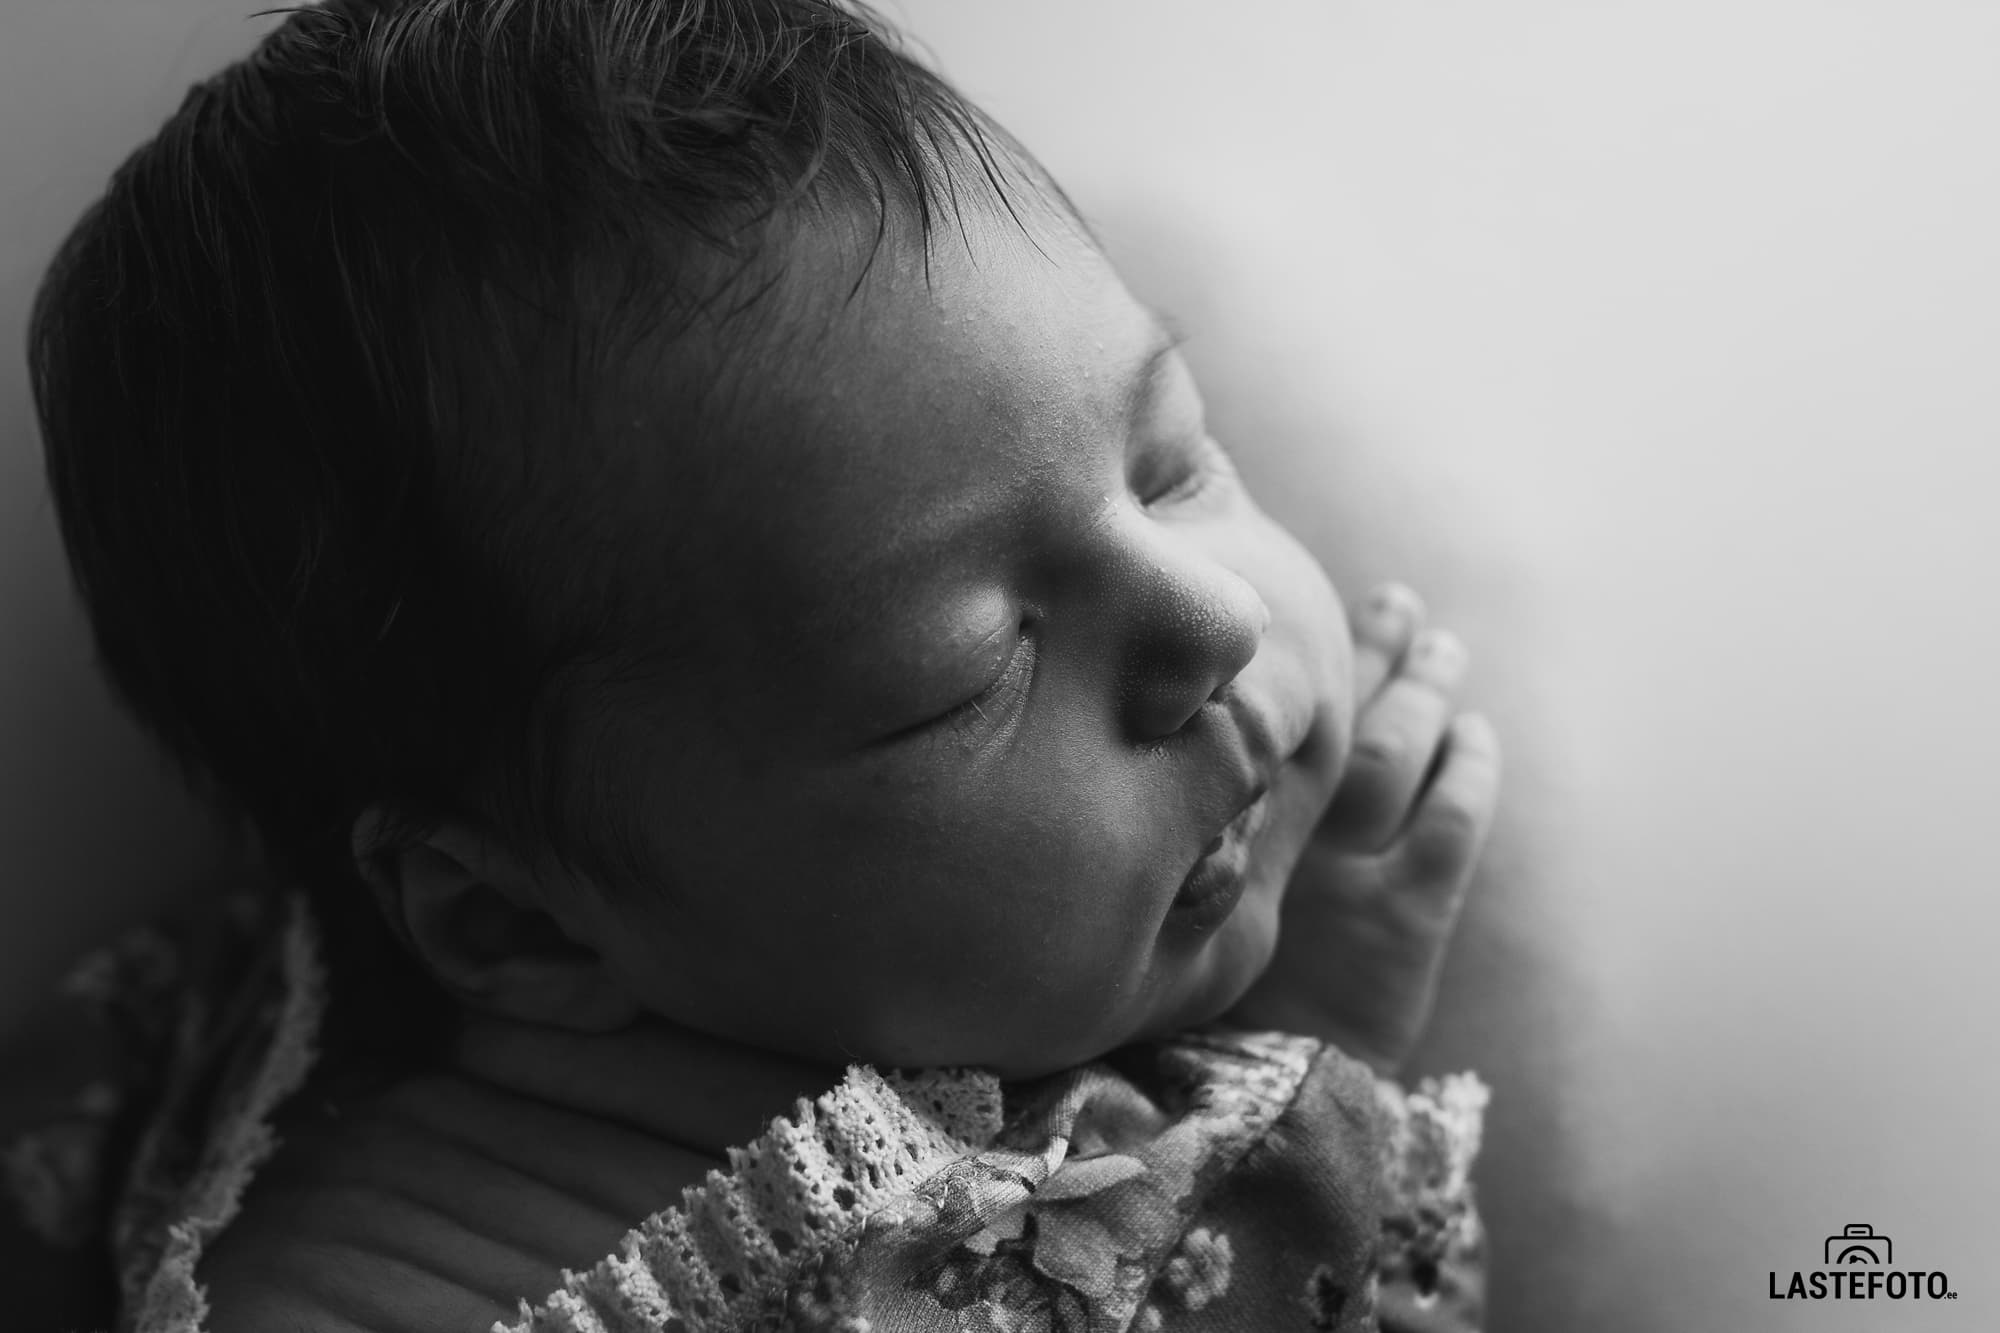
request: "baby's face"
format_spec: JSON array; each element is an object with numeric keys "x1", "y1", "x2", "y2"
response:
[{"x1": 573, "y1": 204, "x2": 1353, "y2": 1077}]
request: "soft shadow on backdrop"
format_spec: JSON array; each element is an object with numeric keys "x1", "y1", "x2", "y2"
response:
[{"x1": 5, "y1": 3, "x2": 1999, "y2": 1330}]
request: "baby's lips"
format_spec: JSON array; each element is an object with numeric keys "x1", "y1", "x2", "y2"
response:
[{"x1": 1221, "y1": 691, "x2": 1309, "y2": 793}]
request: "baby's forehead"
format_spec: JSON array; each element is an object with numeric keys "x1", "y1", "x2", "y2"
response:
[{"x1": 613, "y1": 203, "x2": 1115, "y2": 498}]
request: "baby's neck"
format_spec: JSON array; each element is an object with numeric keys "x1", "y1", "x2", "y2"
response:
[{"x1": 446, "y1": 1010, "x2": 847, "y2": 1158}]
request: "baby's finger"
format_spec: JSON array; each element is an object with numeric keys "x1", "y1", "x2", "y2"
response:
[
  {"x1": 1394, "y1": 712, "x2": 1502, "y2": 901},
  {"x1": 1349, "y1": 583, "x2": 1423, "y2": 707},
  {"x1": 1322, "y1": 628, "x2": 1467, "y2": 852}
]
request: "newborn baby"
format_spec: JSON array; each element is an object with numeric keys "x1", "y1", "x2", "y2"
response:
[{"x1": 21, "y1": 1, "x2": 1500, "y2": 1328}]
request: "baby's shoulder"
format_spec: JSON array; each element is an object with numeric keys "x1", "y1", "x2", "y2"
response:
[{"x1": 197, "y1": 1069, "x2": 719, "y2": 1333}]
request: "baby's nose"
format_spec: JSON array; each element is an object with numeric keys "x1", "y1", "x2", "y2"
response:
[{"x1": 1120, "y1": 556, "x2": 1269, "y2": 742}]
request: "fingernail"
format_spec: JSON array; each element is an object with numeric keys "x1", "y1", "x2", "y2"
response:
[
  {"x1": 1367, "y1": 583, "x2": 1416, "y2": 622},
  {"x1": 1415, "y1": 629, "x2": 1464, "y2": 668}
]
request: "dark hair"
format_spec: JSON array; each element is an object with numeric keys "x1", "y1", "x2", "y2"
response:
[{"x1": 32, "y1": 0, "x2": 1039, "y2": 924}]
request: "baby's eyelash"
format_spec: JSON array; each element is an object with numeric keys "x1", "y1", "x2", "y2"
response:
[
  {"x1": 935, "y1": 631, "x2": 1036, "y2": 737},
  {"x1": 1141, "y1": 436, "x2": 1236, "y2": 508}
]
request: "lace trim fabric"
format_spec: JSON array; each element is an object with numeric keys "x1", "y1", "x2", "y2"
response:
[
  {"x1": 119, "y1": 895, "x2": 326, "y2": 1333},
  {"x1": 504, "y1": 1064, "x2": 1009, "y2": 1332},
  {"x1": 1374, "y1": 1071, "x2": 1490, "y2": 1310},
  {"x1": 1377, "y1": 1073, "x2": 1487, "y2": 1206}
]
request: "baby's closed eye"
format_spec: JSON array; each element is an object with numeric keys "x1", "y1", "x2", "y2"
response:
[
  {"x1": 925, "y1": 626, "x2": 1037, "y2": 740},
  {"x1": 1135, "y1": 434, "x2": 1239, "y2": 511}
]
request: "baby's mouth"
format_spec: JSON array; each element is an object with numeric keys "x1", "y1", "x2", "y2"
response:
[{"x1": 1169, "y1": 785, "x2": 1271, "y2": 927}]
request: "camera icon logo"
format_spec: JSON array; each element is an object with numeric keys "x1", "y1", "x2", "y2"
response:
[{"x1": 1825, "y1": 1224, "x2": 1891, "y2": 1266}]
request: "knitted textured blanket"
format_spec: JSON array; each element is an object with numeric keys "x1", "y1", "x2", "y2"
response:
[{"x1": 7, "y1": 890, "x2": 1488, "y2": 1332}]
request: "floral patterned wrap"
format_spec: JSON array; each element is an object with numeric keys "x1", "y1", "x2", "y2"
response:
[
  {"x1": 735, "y1": 1034, "x2": 1486, "y2": 1333},
  {"x1": 5, "y1": 891, "x2": 1488, "y2": 1333}
]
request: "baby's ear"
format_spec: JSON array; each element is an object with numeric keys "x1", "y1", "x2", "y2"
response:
[{"x1": 349, "y1": 808, "x2": 641, "y2": 1033}]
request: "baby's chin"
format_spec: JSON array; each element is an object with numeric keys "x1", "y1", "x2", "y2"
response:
[
  {"x1": 1126, "y1": 864, "x2": 1289, "y2": 1051},
  {"x1": 1147, "y1": 773, "x2": 1329, "y2": 1035}
]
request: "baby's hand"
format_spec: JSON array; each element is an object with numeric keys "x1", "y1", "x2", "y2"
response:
[{"x1": 1225, "y1": 584, "x2": 1501, "y2": 1074}]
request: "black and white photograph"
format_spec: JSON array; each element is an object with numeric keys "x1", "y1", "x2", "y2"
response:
[{"x1": 2, "y1": 3, "x2": 1994, "y2": 1330}]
